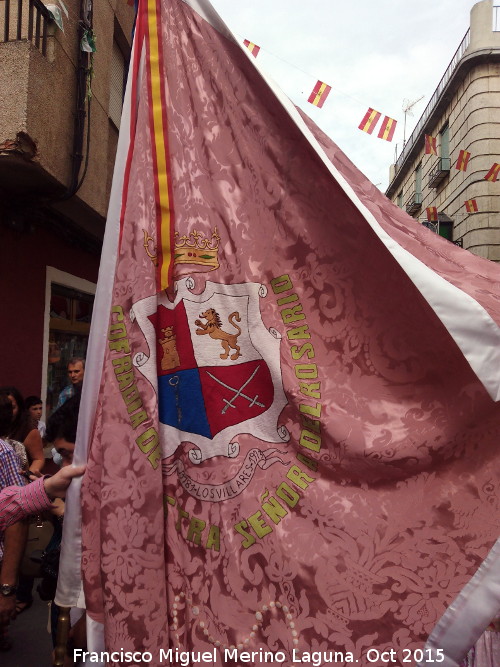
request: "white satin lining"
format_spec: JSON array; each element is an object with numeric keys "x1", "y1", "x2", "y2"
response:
[
  {"x1": 419, "y1": 538, "x2": 500, "y2": 667},
  {"x1": 54, "y1": 9, "x2": 142, "y2": 612}
]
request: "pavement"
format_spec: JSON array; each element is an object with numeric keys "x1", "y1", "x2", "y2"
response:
[{"x1": 2, "y1": 590, "x2": 54, "y2": 667}]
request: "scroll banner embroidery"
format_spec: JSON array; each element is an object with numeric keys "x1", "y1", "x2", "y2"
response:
[{"x1": 163, "y1": 448, "x2": 290, "y2": 502}]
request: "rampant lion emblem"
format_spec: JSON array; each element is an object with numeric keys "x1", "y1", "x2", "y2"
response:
[{"x1": 195, "y1": 308, "x2": 242, "y2": 360}]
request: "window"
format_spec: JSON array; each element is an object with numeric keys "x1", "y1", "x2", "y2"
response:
[
  {"x1": 397, "y1": 191, "x2": 403, "y2": 208},
  {"x1": 440, "y1": 123, "x2": 450, "y2": 160},
  {"x1": 109, "y1": 40, "x2": 127, "y2": 128},
  {"x1": 415, "y1": 163, "x2": 422, "y2": 197},
  {"x1": 439, "y1": 219, "x2": 453, "y2": 241},
  {"x1": 494, "y1": 0, "x2": 500, "y2": 31}
]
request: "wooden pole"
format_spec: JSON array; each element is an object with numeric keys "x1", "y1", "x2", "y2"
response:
[{"x1": 53, "y1": 606, "x2": 71, "y2": 667}]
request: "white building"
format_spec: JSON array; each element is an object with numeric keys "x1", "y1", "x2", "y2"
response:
[{"x1": 386, "y1": 0, "x2": 500, "y2": 261}]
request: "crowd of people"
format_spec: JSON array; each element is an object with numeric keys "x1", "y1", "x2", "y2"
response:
[{"x1": 0, "y1": 357, "x2": 86, "y2": 665}]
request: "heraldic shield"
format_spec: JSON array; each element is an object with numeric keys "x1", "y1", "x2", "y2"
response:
[{"x1": 130, "y1": 279, "x2": 289, "y2": 463}]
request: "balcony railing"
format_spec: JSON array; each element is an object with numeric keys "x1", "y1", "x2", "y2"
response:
[
  {"x1": 406, "y1": 192, "x2": 422, "y2": 216},
  {"x1": 428, "y1": 157, "x2": 451, "y2": 188},
  {"x1": 423, "y1": 221, "x2": 438, "y2": 234},
  {"x1": 394, "y1": 29, "x2": 470, "y2": 174},
  {"x1": 1, "y1": 0, "x2": 52, "y2": 56}
]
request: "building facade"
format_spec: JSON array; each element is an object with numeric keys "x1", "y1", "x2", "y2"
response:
[
  {"x1": 0, "y1": 0, "x2": 134, "y2": 411},
  {"x1": 386, "y1": 0, "x2": 500, "y2": 260}
]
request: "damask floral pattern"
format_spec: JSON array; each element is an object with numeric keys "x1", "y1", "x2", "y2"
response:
[{"x1": 80, "y1": 1, "x2": 500, "y2": 665}]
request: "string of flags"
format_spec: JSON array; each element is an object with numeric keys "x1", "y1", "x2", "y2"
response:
[
  {"x1": 428, "y1": 200, "x2": 480, "y2": 219},
  {"x1": 425, "y1": 135, "x2": 499, "y2": 181},
  {"x1": 242, "y1": 38, "x2": 398, "y2": 142},
  {"x1": 242, "y1": 35, "x2": 499, "y2": 161},
  {"x1": 422, "y1": 133, "x2": 498, "y2": 215}
]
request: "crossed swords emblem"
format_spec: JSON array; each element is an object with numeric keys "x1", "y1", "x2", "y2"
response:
[{"x1": 206, "y1": 365, "x2": 265, "y2": 414}]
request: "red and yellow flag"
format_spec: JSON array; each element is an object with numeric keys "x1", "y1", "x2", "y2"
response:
[
  {"x1": 307, "y1": 80, "x2": 332, "y2": 108},
  {"x1": 377, "y1": 115, "x2": 397, "y2": 142},
  {"x1": 243, "y1": 39, "x2": 260, "y2": 58},
  {"x1": 465, "y1": 199, "x2": 478, "y2": 213},
  {"x1": 426, "y1": 206, "x2": 438, "y2": 222},
  {"x1": 485, "y1": 163, "x2": 500, "y2": 182},
  {"x1": 456, "y1": 149, "x2": 471, "y2": 172},
  {"x1": 425, "y1": 135, "x2": 437, "y2": 155},
  {"x1": 358, "y1": 107, "x2": 381, "y2": 134}
]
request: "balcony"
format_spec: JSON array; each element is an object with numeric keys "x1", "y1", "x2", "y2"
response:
[
  {"x1": 428, "y1": 157, "x2": 451, "y2": 189},
  {"x1": 406, "y1": 192, "x2": 422, "y2": 216},
  {"x1": 1, "y1": 0, "x2": 52, "y2": 56}
]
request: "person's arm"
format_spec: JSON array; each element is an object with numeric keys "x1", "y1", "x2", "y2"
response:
[
  {"x1": 23, "y1": 428, "x2": 45, "y2": 476},
  {"x1": 0, "y1": 520, "x2": 27, "y2": 624},
  {"x1": 0, "y1": 477, "x2": 52, "y2": 531},
  {"x1": 0, "y1": 445, "x2": 30, "y2": 623},
  {"x1": 0, "y1": 466, "x2": 86, "y2": 531}
]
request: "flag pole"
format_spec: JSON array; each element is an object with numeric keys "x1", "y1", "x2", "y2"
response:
[{"x1": 53, "y1": 606, "x2": 71, "y2": 667}]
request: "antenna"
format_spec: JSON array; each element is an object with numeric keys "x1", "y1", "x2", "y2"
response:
[{"x1": 402, "y1": 96, "x2": 424, "y2": 145}]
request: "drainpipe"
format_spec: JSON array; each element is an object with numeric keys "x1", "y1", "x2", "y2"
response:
[{"x1": 60, "y1": 0, "x2": 93, "y2": 199}]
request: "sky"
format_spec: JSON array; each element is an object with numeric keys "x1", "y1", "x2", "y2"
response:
[{"x1": 208, "y1": 0, "x2": 478, "y2": 192}]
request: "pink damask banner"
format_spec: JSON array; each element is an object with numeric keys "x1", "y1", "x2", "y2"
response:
[{"x1": 68, "y1": 0, "x2": 500, "y2": 665}]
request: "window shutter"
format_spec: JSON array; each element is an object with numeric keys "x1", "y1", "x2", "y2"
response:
[{"x1": 109, "y1": 41, "x2": 125, "y2": 128}]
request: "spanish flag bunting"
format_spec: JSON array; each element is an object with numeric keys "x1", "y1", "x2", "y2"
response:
[
  {"x1": 426, "y1": 206, "x2": 438, "y2": 222},
  {"x1": 377, "y1": 115, "x2": 397, "y2": 142},
  {"x1": 425, "y1": 135, "x2": 437, "y2": 155},
  {"x1": 307, "y1": 80, "x2": 332, "y2": 108},
  {"x1": 358, "y1": 107, "x2": 381, "y2": 134},
  {"x1": 485, "y1": 162, "x2": 500, "y2": 182},
  {"x1": 465, "y1": 199, "x2": 479, "y2": 213},
  {"x1": 243, "y1": 39, "x2": 260, "y2": 58},
  {"x1": 456, "y1": 149, "x2": 471, "y2": 172}
]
